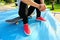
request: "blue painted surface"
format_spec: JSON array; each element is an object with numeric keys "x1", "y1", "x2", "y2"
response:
[{"x1": 0, "y1": 9, "x2": 60, "y2": 40}]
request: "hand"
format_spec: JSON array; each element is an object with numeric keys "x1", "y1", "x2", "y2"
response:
[{"x1": 38, "y1": 4, "x2": 46, "y2": 11}]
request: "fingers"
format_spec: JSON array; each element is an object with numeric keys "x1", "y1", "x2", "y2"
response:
[{"x1": 39, "y1": 4, "x2": 46, "y2": 11}]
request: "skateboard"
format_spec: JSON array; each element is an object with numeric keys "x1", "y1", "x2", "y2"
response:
[
  {"x1": 5, "y1": 16, "x2": 32, "y2": 24},
  {"x1": 6, "y1": 17, "x2": 22, "y2": 24}
]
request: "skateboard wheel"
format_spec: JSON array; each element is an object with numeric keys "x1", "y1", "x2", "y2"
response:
[
  {"x1": 30, "y1": 16, "x2": 32, "y2": 17},
  {"x1": 16, "y1": 22, "x2": 19, "y2": 24}
]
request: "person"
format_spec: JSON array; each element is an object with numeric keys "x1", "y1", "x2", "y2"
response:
[{"x1": 18, "y1": 0, "x2": 46, "y2": 35}]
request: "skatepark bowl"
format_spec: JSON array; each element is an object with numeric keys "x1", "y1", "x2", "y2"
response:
[{"x1": 0, "y1": 9, "x2": 60, "y2": 40}]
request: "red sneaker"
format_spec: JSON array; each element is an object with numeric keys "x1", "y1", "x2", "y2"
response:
[
  {"x1": 24, "y1": 23, "x2": 31, "y2": 35},
  {"x1": 36, "y1": 16, "x2": 46, "y2": 21}
]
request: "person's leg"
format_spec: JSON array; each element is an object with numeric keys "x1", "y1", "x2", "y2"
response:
[
  {"x1": 18, "y1": 1, "x2": 31, "y2": 35},
  {"x1": 18, "y1": 1, "x2": 28, "y2": 24},
  {"x1": 34, "y1": 0, "x2": 41, "y2": 18},
  {"x1": 27, "y1": 0, "x2": 41, "y2": 17},
  {"x1": 34, "y1": 0, "x2": 46, "y2": 21},
  {"x1": 27, "y1": 6, "x2": 35, "y2": 16}
]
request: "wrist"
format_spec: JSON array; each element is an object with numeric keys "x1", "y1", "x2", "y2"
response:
[{"x1": 37, "y1": 4, "x2": 41, "y2": 10}]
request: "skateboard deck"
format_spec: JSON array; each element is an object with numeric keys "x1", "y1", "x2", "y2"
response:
[
  {"x1": 5, "y1": 16, "x2": 32, "y2": 24},
  {"x1": 6, "y1": 17, "x2": 22, "y2": 24}
]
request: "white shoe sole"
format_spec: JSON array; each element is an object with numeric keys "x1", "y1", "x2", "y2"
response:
[{"x1": 24, "y1": 31, "x2": 31, "y2": 35}]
